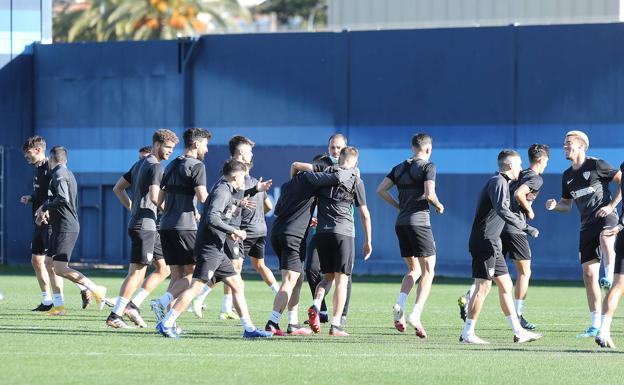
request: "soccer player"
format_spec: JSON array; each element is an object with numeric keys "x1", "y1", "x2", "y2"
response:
[
  {"x1": 460, "y1": 149, "x2": 542, "y2": 344},
  {"x1": 458, "y1": 144, "x2": 550, "y2": 327},
  {"x1": 218, "y1": 136, "x2": 273, "y2": 320},
  {"x1": 265, "y1": 155, "x2": 354, "y2": 336},
  {"x1": 21, "y1": 136, "x2": 92, "y2": 311},
  {"x1": 545, "y1": 131, "x2": 621, "y2": 338},
  {"x1": 303, "y1": 133, "x2": 355, "y2": 326},
  {"x1": 595, "y1": 161, "x2": 624, "y2": 348},
  {"x1": 106, "y1": 129, "x2": 179, "y2": 328},
  {"x1": 149, "y1": 128, "x2": 211, "y2": 321},
  {"x1": 34, "y1": 146, "x2": 107, "y2": 315},
  {"x1": 307, "y1": 147, "x2": 372, "y2": 337},
  {"x1": 155, "y1": 159, "x2": 272, "y2": 339},
  {"x1": 377, "y1": 133, "x2": 444, "y2": 338}
]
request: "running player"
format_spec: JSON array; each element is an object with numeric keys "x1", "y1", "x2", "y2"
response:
[
  {"x1": 460, "y1": 149, "x2": 542, "y2": 344},
  {"x1": 545, "y1": 131, "x2": 621, "y2": 338},
  {"x1": 265, "y1": 155, "x2": 354, "y2": 336},
  {"x1": 377, "y1": 133, "x2": 444, "y2": 338},
  {"x1": 155, "y1": 159, "x2": 272, "y2": 339},
  {"x1": 218, "y1": 136, "x2": 273, "y2": 320},
  {"x1": 595, "y1": 160, "x2": 624, "y2": 348},
  {"x1": 21, "y1": 136, "x2": 92, "y2": 311},
  {"x1": 149, "y1": 128, "x2": 211, "y2": 321},
  {"x1": 307, "y1": 146, "x2": 372, "y2": 337},
  {"x1": 34, "y1": 146, "x2": 107, "y2": 315},
  {"x1": 106, "y1": 129, "x2": 179, "y2": 328}
]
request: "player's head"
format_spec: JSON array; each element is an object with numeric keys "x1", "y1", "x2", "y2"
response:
[
  {"x1": 22, "y1": 135, "x2": 46, "y2": 164},
  {"x1": 48, "y1": 146, "x2": 68, "y2": 169},
  {"x1": 223, "y1": 158, "x2": 248, "y2": 190},
  {"x1": 528, "y1": 143, "x2": 550, "y2": 174},
  {"x1": 312, "y1": 154, "x2": 334, "y2": 172},
  {"x1": 183, "y1": 127, "x2": 212, "y2": 161},
  {"x1": 328, "y1": 133, "x2": 347, "y2": 161},
  {"x1": 229, "y1": 135, "x2": 254, "y2": 166},
  {"x1": 411, "y1": 133, "x2": 432, "y2": 159},
  {"x1": 339, "y1": 146, "x2": 359, "y2": 168},
  {"x1": 564, "y1": 130, "x2": 589, "y2": 160},
  {"x1": 139, "y1": 146, "x2": 152, "y2": 159},
  {"x1": 152, "y1": 129, "x2": 179, "y2": 161},
  {"x1": 497, "y1": 149, "x2": 522, "y2": 180}
]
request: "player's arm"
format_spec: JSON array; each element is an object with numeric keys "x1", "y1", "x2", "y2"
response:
[
  {"x1": 192, "y1": 163, "x2": 208, "y2": 204},
  {"x1": 424, "y1": 180, "x2": 444, "y2": 214},
  {"x1": 291, "y1": 162, "x2": 313, "y2": 177},
  {"x1": 545, "y1": 198, "x2": 572, "y2": 213},
  {"x1": 263, "y1": 195, "x2": 273, "y2": 214},
  {"x1": 303, "y1": 169, "x2": 351, "y2": 188},
  {"x1": 41, "y1": 177, "x2": 68, "y2": 212},
  {"x1": 207, "y1": 188, "x2": 246, "y2": 240},
  {"x1": 597, "y1": 170, "x2": 622, "y2": 218},
  {"x1": 151, "y1": 185, "x2": 163, "y2": 211},
  {"x1": 357, "y1": 205, "x2": 373, "y2": 260},
  {"x1": 514, "y1": 184, "x2": 534, "y2": 220},
  {"x1": 376, "y1": 177, "x2": 399, "y2": 210},
  {"x1": 491, "y1": 178, "x2": 538, "y2": 237},
  {"x1": 112, "y1": 176, "x2": 132, "y2": 211}
]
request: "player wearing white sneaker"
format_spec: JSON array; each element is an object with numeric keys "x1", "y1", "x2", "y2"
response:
[
  {"x1": 377, "y1": 133, "x2": 443, "y2": 339},
  {"x1": 460, "y1": 150, "x2": 541, "y2": 344}
]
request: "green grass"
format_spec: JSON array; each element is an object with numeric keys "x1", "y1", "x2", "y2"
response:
[{"x1": 1, "y1": 265, "x2": 623, "y2": 385}]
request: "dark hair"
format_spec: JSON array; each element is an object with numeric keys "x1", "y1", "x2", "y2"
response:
[
  {"x1": 222, "y1": 159, "x2": 248, "y2": 176},
  {"x1": 49, "y1": 146, "x2": 68, "y2": 164},
  {"x1": 312, "y1": 154, "x2": 334, "y2": 170},
  {"x1": 528, "y1": 144, "x2": 550, "y2": 164},
  {"x1": 183, "y1": 127, "x2": 212, "y2": 148},
  {"x1": 22, "y1": 135, "x2": 46, "y2": 152},
  {"x1": 139, "y1": 146, "x2": 152, "y2": 154},
  {"x1": 497, "y1": 149, "x2": 520, "y2": 168},
  {"x1": 411, "y1": 133, "x2": 432, "y2": 149},
  {"x1": 152, "y1": 129, "x2": 179, "y2": 145},
  {"x1": 228, "y1": 135, "x2": 254, "y2": 156},
  {"x1": 328, "y1": 133, "x2": 348, "y2": 145}
]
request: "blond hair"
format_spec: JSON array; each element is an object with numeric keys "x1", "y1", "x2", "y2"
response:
[{"x1": 566, "y1": 130, "x2": 589, "y2": 150}]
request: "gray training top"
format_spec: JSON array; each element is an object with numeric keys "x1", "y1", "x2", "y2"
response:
[
  {"x1": 386, "y1": 158, "x2": 436, "y2": 227},
  {"x1": 42, "y1": 164, "x2": 80, "y2": 233},
  {"x1": 159, "y1": 155, "x2": 206, "y2": 231},
  {"x1": 469, "y1": 173, "x2": 532, "y2": 250},
  {"x1": 240, "y1": 174, "x2": 268, "y2": 238},
  {"x1": 503, "y1": 168, "x2": 543, "y2": 235},
  {"x1": 315, "y1": 166, "x2": 366, "y2": 238},
  {"x1": 128, "y1": 154, "x2": 163, "y2": 231},
  {"x1": 197, "y1": 179, "x2": 240, "y2": 247}
]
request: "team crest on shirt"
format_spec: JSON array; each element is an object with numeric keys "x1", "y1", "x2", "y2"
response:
[{"x1": 583, "y1": 171, "x2": 590, "y2": 180}]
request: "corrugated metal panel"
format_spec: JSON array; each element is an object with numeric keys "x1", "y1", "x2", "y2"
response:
[{"x1": 328, "y1": 0, "x2": 623, "y2": 30}]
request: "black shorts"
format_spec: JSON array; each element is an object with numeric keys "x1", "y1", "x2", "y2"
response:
[
  {"x1": 193, "y1": 244, "x2": 237, "y2": 284},
  {"x1": 614, "y1": 232, "x2": 624, "y2": 275},
  {"x1": 159, "y1": 229, "x2": 196, "y2": 266},
  {"x1": 31, "y1": 225, "x2": 50, "y2": 255},
  {"x1": 224, "y1": 237, "x2": 244, "y2": 260},
  {"x1": 470, "y1": 240, "x2": 508, "y2": 280},
  {"x1": 395, "y1": 225, "x2": 436, "y2": 258},
  {"x1": 243, "y1": 236, "x2": 266, "y2": 259},
  {"x1": 579, "y1": 213, "x2": 619, "y2": 264},
  {"x1": 47, "y1": 231, "x2": 79, "y2": 262},
  {"x1": 501, "y1": 232, "x2": 531, "y2": 261},
  {"x1": 315, "y1": 233, "x2": 355, "y2": 275},
  {"x1": 128, "y1": 229, "x2": 163, "y2": 265},
  {"x1": 271, "y1": 233, "x2": 306, "y2": 272}
]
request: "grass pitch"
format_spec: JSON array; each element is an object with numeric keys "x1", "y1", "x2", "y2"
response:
[{"x1": 1, "y1": 266, "x2": 623, "y2": 385}]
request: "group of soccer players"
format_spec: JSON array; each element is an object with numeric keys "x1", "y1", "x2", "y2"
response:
[{"x1": 18, "y1": 129, "x2": 624, "y2": 347}]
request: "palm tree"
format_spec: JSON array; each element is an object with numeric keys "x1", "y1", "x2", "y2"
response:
[{"x1": 54, "y1": 0, "x2": 251, "y2": 42}]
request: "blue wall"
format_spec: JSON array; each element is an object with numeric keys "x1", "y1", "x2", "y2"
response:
[{"x1": 2, "y1": 24, "x2": 624, "y2": 280}]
